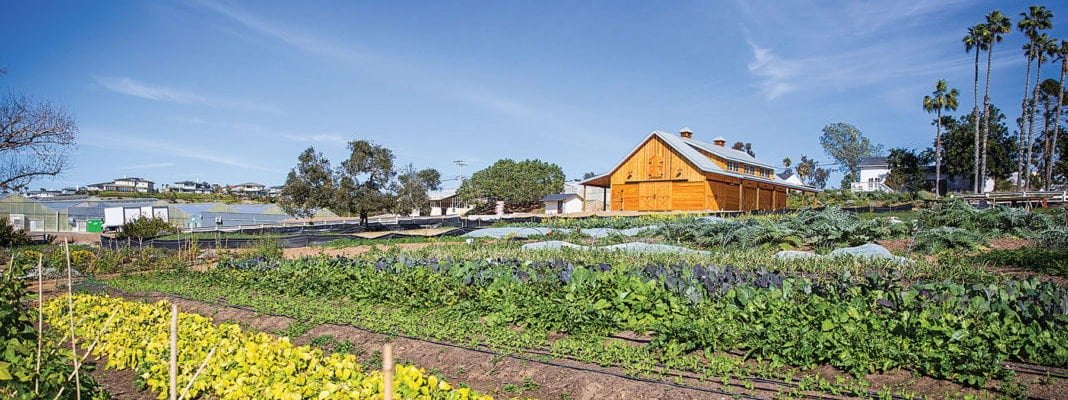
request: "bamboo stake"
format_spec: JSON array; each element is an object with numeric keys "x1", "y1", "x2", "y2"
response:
[
  {"x1": 170, "y1": 303, "x2": 178, "y2": 400},
  {"x1": 35, "y1": 254, "x2": 43, "y2": 395},
  {"x1": 53, "y1": 313, "x2": 118, "y2": 400},
  {"x1": 177, "y1": 346, "x2": 217, "y2": 400},
  {"x1": 64, "y1": 238, "x2": 81, "y2": 400},
  {"x1": 382, "y1": 343, "x2": 394, "y2": 400}
]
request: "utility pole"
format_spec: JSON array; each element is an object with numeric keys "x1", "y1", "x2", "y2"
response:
[{"x1": 453, "y1": 160, "x2": 468, "y2": 183}]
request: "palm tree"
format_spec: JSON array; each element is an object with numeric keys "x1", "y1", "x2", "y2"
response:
[
  {"x1": 1018, "y1": 6, "x2": 1054, "y2": 191},
  {"x1": 979, "y1": 11, "x2": 1012, "y2": 193},
  {"x1": 1047, "y1": 39, "x2": 1068, "y2": 190},
  {"x1": 1025, "y1": 34, "x2": 1055, "y2": 190},
  {"x1": 963, "y1": 24, "x2": 989, "y2": 192},
  {"x1": 924, "y1": 80, "x2": 960, "y2": 197}
]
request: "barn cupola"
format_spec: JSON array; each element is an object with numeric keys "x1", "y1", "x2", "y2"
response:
[
  {"x1": 679, "y1": 127, "x2": 693, "y2": 139},
  {"x1": 712, "y1": 136, "x2": 726, "y2": 147}
]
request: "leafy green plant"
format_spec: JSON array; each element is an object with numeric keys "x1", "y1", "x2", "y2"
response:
[
  {"x1": 911, "y1": 227, "x2": 987, "y2": 254},
  {"x1": 0, "y1": 217, "x2": 31, "y2": 247}
]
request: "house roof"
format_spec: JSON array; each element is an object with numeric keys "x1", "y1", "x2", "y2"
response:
[
  {"x1": 580, "y1": 130, "x2": 818, "y2": 192},
  {"x1": 542, "y1": 193, "x2": 581, "y2": 202},
  {"x1": 858, "y1": 157, "x2": 888, "y2": 167},
  {"x1": 234, "y1": 182, "x2": 265, "y2": 187},
  {"x1": 427, "y1": 189, "x2": 457, "y2": 201}
]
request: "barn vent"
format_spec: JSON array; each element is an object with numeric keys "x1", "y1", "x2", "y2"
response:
[
  {"x1": 712, "y1": 136, "x2": 726, "y2": 147},
  {"x1": 679, "y1": 127, "x2": 693, "y2": 139}
]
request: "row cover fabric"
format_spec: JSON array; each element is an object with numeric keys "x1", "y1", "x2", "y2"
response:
[{"x1": 520, "y1": 240, "x2": 709, "y2": 254}]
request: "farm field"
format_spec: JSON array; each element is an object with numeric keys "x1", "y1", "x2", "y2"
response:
[{"x1": 4, "y1": 202, "x2": 1068, "y2": 399}]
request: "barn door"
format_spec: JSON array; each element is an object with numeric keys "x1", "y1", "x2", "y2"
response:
[{"x1": 638, "y1": 182, "x2": 671, "y2": 211}]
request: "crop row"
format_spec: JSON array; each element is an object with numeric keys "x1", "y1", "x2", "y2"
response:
[
  {"x1": 126, "y1": 255, "x2": 1068, "y2": 388},
  {"x1": 44, "y1": 294, "x2": 491, "y2": 400}
]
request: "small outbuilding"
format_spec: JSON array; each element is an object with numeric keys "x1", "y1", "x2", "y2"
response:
[{"x1": 542, "y1": 193, "x2": 584, "y2": 214}]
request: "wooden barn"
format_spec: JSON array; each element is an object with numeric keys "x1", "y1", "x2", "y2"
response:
[{"x1": 581, "y1": 129, "x2": 818, "y2": 211}]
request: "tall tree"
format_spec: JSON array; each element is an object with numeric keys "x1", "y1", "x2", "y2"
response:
[
  {"x1": 0, "y1": 93, "x2": 78, "y2": 192},
  {"x1": 940, "y1": 105, "x2": 1018, "y2": 189},
  {"x1": 1016, "y1": 5, "x2": 1054, "y2": 189},
  {"x1": 278, "y1": 147, "x2": 336, "y2": 218},
  {"x1": 980, "y1": 11, "x2": 1012, "y2": 192},
  {"x1": 1036, "y1": 78, "x2": 1066, "y2": 189},
  {"x1": 457, "y1": 159, "x2": 565, "y2": 209},
  {"x1": 338, "y1": 140, "x2": 396, "y2": 225},
  {"x1": 885, "y1": 148, "x2": 932, "y2": 193},
  {"x1": 1024, "y1": 34, "x2": 1055, "y2": 190},
  {"x1": 1016, "y1": 5, "x2": 1050, "y2": 190},
  {"x1": 818, "y1": 122, "x2": 883, "y2": 184},
  {"x1": 922, "y1": 79, "x2": 960, "y2": 196},
  {"x1": 963, "y1": 24, "x2": 989, "y2": 192},
  {"x1": 393, "y1": 164, "x2": 441, "y2": 216},
  {"x1": 1047, "y1": 40, "x2": 1068, "y2": 190}
]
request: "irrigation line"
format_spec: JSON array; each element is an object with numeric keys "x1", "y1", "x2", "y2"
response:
[{"x1": 113, "y1": 290, "x2": 916, "y2": 400}]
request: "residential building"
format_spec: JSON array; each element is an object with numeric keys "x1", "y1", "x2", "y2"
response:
[
  {"x1": 85, "y1": 177, "x2": 155, "y2": 193},
  {"x1": 166, "y1": 180, "x2": 213, "y2": 194},
  {"x1": 410, "y1": 189, "x2": 471, "y2": 216},
  {"x1": 581, "y1": 128, "x2": 817, "y2": 211},
  {"x1": 542, "y1": 193, "x2": 584, "y2": 214},
  {"x1": 268, "y1": 185, "x2": 284, "y2": 197},
  {"x1": 850, "y1": 157, "x2": 893, "y2": 192},
  {"x1": 228, "y1": 182, "x2": 267, "y2": 197}
]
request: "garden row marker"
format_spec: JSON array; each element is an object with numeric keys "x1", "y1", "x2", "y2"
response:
[
  {"x1": 383, "y1": 343, "x2": 394, "y2": 400},
  {"x1": 35, "y1": 255, "x2": 43, "y2": 395},
  {"x1": 178, "y1": 346, "x2": 217, "y2": 400},
  {"x1": 170, "y1": 303, "x2": 178, "y2": 400},
  {"x1": 64, "y1": 238, "x2": 82, "y2": 400}
]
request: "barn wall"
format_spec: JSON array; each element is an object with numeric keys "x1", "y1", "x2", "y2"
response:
[{"x1": 609, "y1": 136, "x2": 705, "y2": 185}]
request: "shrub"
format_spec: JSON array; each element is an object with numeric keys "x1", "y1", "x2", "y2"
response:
[
  {"x1": 911, "y1": 227, "x2": 986, "y2": 254},
  {"x1": 117, "y1": 216, "x2": 176, "y2": 240},
  {"x1": 0, "y1": 217, "x2": 30, "y2": 247},
  {"x1": 1038, "y1": 228, "x2": 1068, "y2": 248}
]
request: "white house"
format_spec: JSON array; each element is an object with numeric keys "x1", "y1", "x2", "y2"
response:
[
  {"x1": 542, "y1": 193, "x2": 584, "y2": 214},
  {"x1": 850, "y1": 157, "x2": 894, "y2": 192},
  {"x1": 229, "y1": 182, "x2": 267, "y2": 197},
  {"x1": 167, "y1": 180, "x2": 213, "y2": 194},
  {"x1": 410, "y1": 189, "x2": 471, "y2": 216},
  {"x1": 86, "y1": 177, "x2": 155, "y2": 193}
]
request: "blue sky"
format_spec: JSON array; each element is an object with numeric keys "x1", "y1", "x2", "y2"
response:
[{"x1": 2, "y1": 0, "x2": 1066, "y2": 190}]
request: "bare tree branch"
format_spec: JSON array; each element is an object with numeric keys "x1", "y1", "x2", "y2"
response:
[{"x1": 0, "y1": 92, "x2": 78, "y2": 192}]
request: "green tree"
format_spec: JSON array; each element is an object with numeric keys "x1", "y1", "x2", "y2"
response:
[
  {"x1": 964, "y1": 23, "x2": 989, "y2": 192},
  {"x1": 279, "y1": 147, "x2": 336, "y2": 218},
  {"x1": 393, "y1": 164, "x2": 441, "y2": 216},
  {"x1": 885, "y1": 148, "x2": 932, "y2": 193},
  {"x1": 457, "y1": 159, "x2": 565, "y2": 209},
  {"x1": 337, "y1": 140, "x2": 395, "y2": 225},
  {"x1": 1016, "y1": 5, "x2": 1054, "y2": 189},
  {"x1": 1024, "y1": 34, "x2": 1056, "y2": 190},
  {"x1": 819, "y1": 122, "x2": 883, "y2": 182},
  {"x1": 923, "y1": 79, "x2": 960, "y2": 196},
  {"x1": 980, "y1": 11, "x2": 1012, "y2": 191},
  {"x1": 118, "y1": 216, "x2": 176, "y2": 245},
  {"x1": 794, "y1": 155, "x2": 828, "y2": 189},
  {"x1": 1046, "y1": 40, "x2": 1068, "y2": 189},
  {"x1": 940, "y1": 105, "x2": 1018, "y2": 190},
  {"x1": 1036, "y1": 78, "x2": 1067, "y2": 189},
  {"x1": 731, "y1": 142, "x2": 755, "y2": 157}
]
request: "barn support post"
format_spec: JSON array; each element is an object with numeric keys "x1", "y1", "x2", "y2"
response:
[{"x1": 602, "y1": 187, "x2": 607, "y2": 211}]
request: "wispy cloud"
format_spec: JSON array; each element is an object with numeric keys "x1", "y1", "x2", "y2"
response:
[
  {"x1": 280, "y1": 133, "x2": 347, "y2": 144},
  {"x1": 95, "y1": 76, "x2": 281, "y2": 113},
  {"x1": 85, "y1": 132, "x2": 280, "y2": 172},
  {"x1": 189, "y1": 0, "x2": 555, "y2": 125},
  {"x1": 746, "y1": 42, "x2": 801, "y2": 100},
  {"x1": 117, "y1": 162, "x2": 175, "y2": 170}
]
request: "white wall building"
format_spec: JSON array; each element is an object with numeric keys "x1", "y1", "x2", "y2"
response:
[
  {"x1": 850, "y1": 157, "x2": 894, "y2": 192},
  {"x1": 229, "y1": 182, "x2": 267, "y2": 197},
  {"x1": 410, "y1": 189, "x2": 471, "y2": 216},
  {"x1": 86, "y1": 177, "x2": 155, "y2": 193},
  {"x1": 542, "y1": 193, "x2": 584, "y2": 214}
]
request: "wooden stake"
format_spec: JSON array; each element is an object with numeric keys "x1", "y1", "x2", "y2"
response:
[
  {"x1": 382, "y1": 343, "x2": 394, "y2": 400},
  {"x1": 170, "y1": 303, "x2": 178, "y2": 400},
  {"x1": 177, "y1": 346, "x2": 216, "y2": 400},
  {"x1": 35, "y1": 254, "x2": 43, "y2": 395},
  {"x1": 64, "y1": 238, "x2": 81, "y2": 400}
]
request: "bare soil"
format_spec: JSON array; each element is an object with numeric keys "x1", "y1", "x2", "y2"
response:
[{"x1": 94, "y1": 290, "x2": 1066, "y2": 400}]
